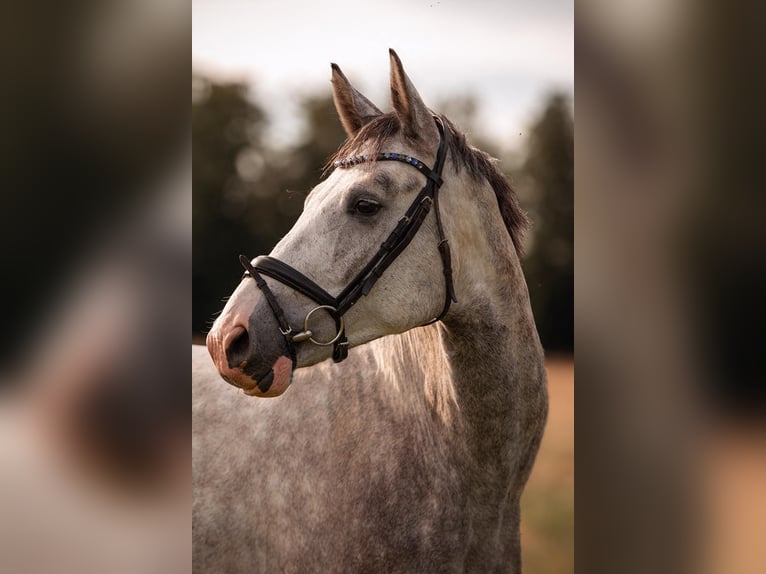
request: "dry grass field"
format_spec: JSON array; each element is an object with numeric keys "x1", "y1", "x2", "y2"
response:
[
  {"x1": 704, "y1": 425, "x2": 766, "y2": 574},
  {"x1": 521, "y1": 356, "x2": 574, "y2": 574}
]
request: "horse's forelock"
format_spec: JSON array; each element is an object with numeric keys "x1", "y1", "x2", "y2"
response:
[
  {"x1": 324, "y1": 113, "x2": 402, "y2": 176},
  {"x1": 325, "y1": 113, "x2": 528, "y2": 255}
]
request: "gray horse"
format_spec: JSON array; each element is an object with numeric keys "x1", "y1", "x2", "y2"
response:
[{"x1": 193, "y1": 50, "x2": 547, "y2": 573}]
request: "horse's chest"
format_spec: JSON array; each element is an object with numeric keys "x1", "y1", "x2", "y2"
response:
[
  {"x1": 273, "y1": 436, "x2": 470, "y2": 572},
  {"x1": 302, "y1": 424, "x2": 470, "y2": 562},
  {"x1": 194, "y1": 378, "x2": 475, "y2": 572}
]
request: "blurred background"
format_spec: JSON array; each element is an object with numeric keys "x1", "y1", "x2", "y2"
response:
[
  {"x1": 1, "y1": 0, "x2": 762, "y2": 572},
  {"x1": 1, "y1": 0, "x2": 189, "y2": 572},
  {"x1": 577, "y1": 1, "x2": 766, "y2": 573},
  {"x1": 193, "y1": 1, "x2": 573, "y2": 572}
]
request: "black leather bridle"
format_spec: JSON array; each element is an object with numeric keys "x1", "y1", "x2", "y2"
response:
[{"x1": 239, "y1": 116, "x2": 457, "y2": 365}]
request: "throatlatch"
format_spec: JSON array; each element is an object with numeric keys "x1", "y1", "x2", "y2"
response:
[{"x1": 240, "y1": 116, "x2": 457, "y2": 364}]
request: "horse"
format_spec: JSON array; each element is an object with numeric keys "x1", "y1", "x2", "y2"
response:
[{"x1": 193, "y1": 50, "x2": 548, "y2": 573}]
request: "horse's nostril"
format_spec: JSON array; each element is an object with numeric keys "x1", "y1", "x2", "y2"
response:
[{"x1": 225, "y1": 326, "x2": 250, "y2": 366}]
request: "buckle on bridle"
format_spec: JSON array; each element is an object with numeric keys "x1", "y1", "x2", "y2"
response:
[
  {"x1": 291, "y1": 330, "x2": 313, "y2": 343},
  {"x1": 294, "y1": 305, "x2": 345, "y2": 346}
]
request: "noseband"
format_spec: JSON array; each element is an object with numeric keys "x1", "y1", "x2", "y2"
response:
[{"x1": 239, "y1": 116, "x2": 457, "y2": 365}]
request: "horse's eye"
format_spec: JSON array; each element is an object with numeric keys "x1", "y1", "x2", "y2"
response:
[{"x1": 354, "y1": 199, "x2": 382, "y2": 216}]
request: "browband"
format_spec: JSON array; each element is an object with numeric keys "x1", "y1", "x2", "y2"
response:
[{"x1": 333, "y1": 153, "x2": 443, "y2": 187}]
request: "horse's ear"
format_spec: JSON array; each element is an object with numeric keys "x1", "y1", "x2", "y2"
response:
[
  {"x1": 389, "y1": 49, "x2": 439, "y2": 143},
  {"x1": 331, "y1": 64, "x2": 382, "y2": 138}
]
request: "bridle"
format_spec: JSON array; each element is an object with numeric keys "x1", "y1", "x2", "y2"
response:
[{"x1": 239, "y1": 116, "x2": 457, "y2": 365}]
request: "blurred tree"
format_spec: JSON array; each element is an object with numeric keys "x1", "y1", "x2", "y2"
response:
[
  {"x1": 192, "y1": 77, "x2": 345, "y2": 337},
  {"x1": 193, "y1": 76, "x2": 272, "y2": 336},
  {"x1": 521, "y1": 94, "x2": 574, "y2": 352},
  {"x1": 437, "y1": 94, "x2": 502, "y2": 159},
  {"x1": 291, "y1": 94, "x2": 348, "y2": 183}
]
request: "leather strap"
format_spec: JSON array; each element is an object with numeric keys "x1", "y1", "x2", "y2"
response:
[
  {"x1": 243, "y1": 256, "x2": 349, "y2": 362},
  {"x1": 239, "y1": 255, "x2": 297, "y2": 366},
  {"x1": 252, "y1": 256, "x2": 336, "y2": 308}
]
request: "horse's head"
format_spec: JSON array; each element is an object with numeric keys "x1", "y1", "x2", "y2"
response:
[{"x1": 207, "y1": 50, "x2": 468, "y2": 397}]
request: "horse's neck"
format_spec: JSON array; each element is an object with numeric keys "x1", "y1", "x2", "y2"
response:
[
  {"x1": 441, "y1": 286, "x2": 546, "y2": 480},
  {"x1": 439, "y1": 232, "x2": 546, "y2": 564},
  {"x1": 371, "y1": 247, "x2": 545, "y2": 472},
  {"x1": 365, "y1": 172, "x2": 546, "y2": 516},
  {"x1": 441, "y1": 171, "x2": 546, "y2": 464}
]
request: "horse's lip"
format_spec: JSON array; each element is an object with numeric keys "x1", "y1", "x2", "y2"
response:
[
  {"x1": 243, "y1": 371, "x2": 274, "y2": 396},
  {"x1": 222, "y1": 376, "x2": 258, "y2": 392},
  {"x1": 217, "y1": 356, "x2": 292, "y2": 396},
  {"x1": 223, "y1": 365, "x2": 277, "y2": 394},
  {"x1": 255, "y1": 369, "x2": 275, "y2": 393},
  {"x1": 213, "y1": 359, "x2": 260, "y2": 392},
  {"x1": 243, "y1": 356, "x2": 293, "y2": 397}
]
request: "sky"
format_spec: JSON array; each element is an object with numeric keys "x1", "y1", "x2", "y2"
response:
[{"x1": 192, "y1": 0, "x2": 573, "y2": 152}]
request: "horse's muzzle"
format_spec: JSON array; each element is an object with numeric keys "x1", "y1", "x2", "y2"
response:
[{"x1": 206, "y1": 321, "x2": 294, "y2": 398}]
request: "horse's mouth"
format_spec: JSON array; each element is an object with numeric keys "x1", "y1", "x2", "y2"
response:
[
  {"x1": 208, "y1": 324, "x2": 295, "y2": 397},
  {"x1": 237, "y1": 355, "x2": 294, "y2": 398}
]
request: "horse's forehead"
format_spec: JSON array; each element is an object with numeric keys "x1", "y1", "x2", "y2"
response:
[
  {"x1": 308, "y1": 163, "x2": 422, "y2": 206},
  {"x1": 304, "y1": 170, "x2": 361, "y2": 204}
]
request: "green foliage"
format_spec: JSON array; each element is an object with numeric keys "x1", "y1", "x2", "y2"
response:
[{"x1": 521, "y1": 94, "x2": 574, "y2": 352}]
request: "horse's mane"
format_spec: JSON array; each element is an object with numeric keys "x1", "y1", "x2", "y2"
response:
[{"x1": 326, "y1": 113, "x2": 528, "y2": 256}]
